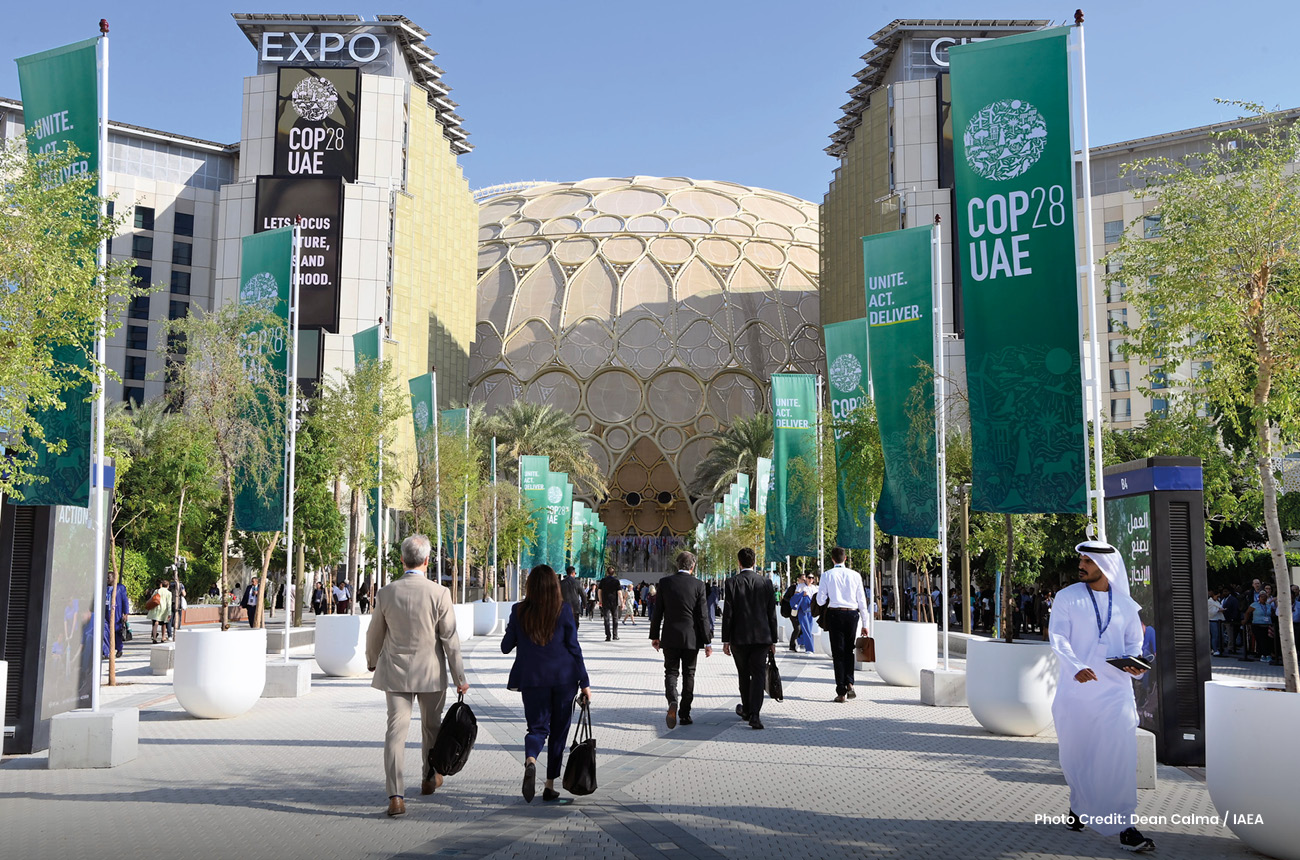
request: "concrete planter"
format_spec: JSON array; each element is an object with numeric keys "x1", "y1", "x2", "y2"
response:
[
  {"x1": 966, "y1": 639, "x2": 1057, "y2": 736},
  {"x1": 452, "y1": 603, "x2": 474, "y2": 642},
  {"x1": 473, "y1": 601, "x2": 499, "y2": 636},
  {"x1": 173, "y1": 628, "x2": 266, "y2": 719},
  {"x1": 873, "y1": 620, "x2": 936, "y2": 687},
  {"x1": 314, "y1": 614, "x2": 371, "y2": 677},
  {"x1": 1206, "y1": 680, "x2": 1299, "y2": 859},
  {"x1": 496, "y1": 600, "x2": 518, "y2": 622}
]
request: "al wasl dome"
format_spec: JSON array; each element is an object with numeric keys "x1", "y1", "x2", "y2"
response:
[{"x1": 470, "y1": 177, "x2": 823, "y2": 536}]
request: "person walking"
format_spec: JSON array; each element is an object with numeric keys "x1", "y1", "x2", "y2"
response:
[
  {"x1": 241, "y1": 576, "x2": 261, "y2": 628},
  {"x1": 621, "y1": 586, "x2": 637, "y2": 626},
  {"x1": 334, "y1": 580, "x2": 352, "y2": 614},
  {"x1": 311, "y1": 581, "x2": 324, "y2": 616},
  {"x1": 502, "y1": 564, "x2": 592, "y2": 803},
  {"x1": 1207, "y1": 588, "x2": 1225, "y2": 656},
  {"x1": 366, "y1": 535, "x2": 468, "y2": 818},
  {"x1": 649, "y1": 551, "x2": 712, "y2": 728},
  {"x1": 814, "y1": 548, "x2": 870, "y2": 703},
  {"x1": 102, "y1": 571, "x2": 130, "y2": 658},
  {"x1": 148, "y1": 578, "x2": 173, "y2": 642},
  {"x1": 1222, "y1": 585, "x2": 1242, "y2": 656},
  {"x1": 598, "y1": 569, "x2": 623, "y2": 641},
  {"x1": 1049, "y1": 541, "x2": 1155, "y2": 853},
  {"x1": 721, "y1": 547, "x2": 778, "y2": 730},
  {"x1": 791, "y1": 575, "x2": 814, "y2": 652},
  {"x1": 560, "y1": 566, "x2": 585, "y2": 631}
]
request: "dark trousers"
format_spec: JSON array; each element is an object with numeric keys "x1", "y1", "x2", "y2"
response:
[
  {"x1": 247, "y1": 605, "x2": 258, "y2": 627},
  {"x1": 825, "y1": 608, "x2": 860, "y2": 696},
  {"x1": 662, "y1": 647, "x2": 699, "y2": 714},
  {"x1": 568, "y1": 603, "x2": 582, "y2": 631},
  {"x1": 730, "y1": 644, "x2": 768, "y2": 719},
  {"x1": 601, "y1": 605, "x2": 618, "y2": 639},
  {"x1": 521, "y1": 685, "x2": 577, "y2": 780},
  {"x1": 789, "y1": 617, "x2": 801, "y2": 650}
]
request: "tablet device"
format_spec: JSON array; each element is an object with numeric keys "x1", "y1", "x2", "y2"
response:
[{"x1": 1107, "y1": 655, "x2": 1152, "y2": 672}]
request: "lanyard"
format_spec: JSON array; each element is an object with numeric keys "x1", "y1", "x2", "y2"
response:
[{"x1": 1086, "y1": 586, "x2": 1113, "y2": 640}]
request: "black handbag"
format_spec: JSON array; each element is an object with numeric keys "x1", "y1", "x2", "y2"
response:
[
  {"x1": 562, "y1": 694, "x2": 598, "y2": 796},
  {"x1": 429, "y1": 693, "x2": 477, "y2": 777},
  {"x1": 765, "y1": 652, "x2": 783, "y2": 702}
]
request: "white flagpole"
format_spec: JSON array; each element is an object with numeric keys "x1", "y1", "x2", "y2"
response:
[
  {"x1": 461, "y1": 415, "x2": 469, "y2": 602},
  {"x1": 1073, "y1": 10, "x2": 1107, "y2": 543},
  {"x1": 281, "y1": 226, "x2": 301, "y2": 663},
  {"x1": 866, "y1": 323, "x2": 877, "y2": 620},
  {"x1": 432, "y1": 367, "x2": 442, "y2": 585},
  {"x1": 492, "y1": 437, "x2": 498, "y2": 598},
  {"x1": 815, "y1": 375, "x2": 825, "y2": 580},
  {"x1": 91, "y1": 20, "x2": 110, "y2": 711},
  {"x1": 376, "y1": 318, "x2": 385, "y2": 596},
  {"x1": 933, "y1": 216, "x2": 950, "y2": 670}
]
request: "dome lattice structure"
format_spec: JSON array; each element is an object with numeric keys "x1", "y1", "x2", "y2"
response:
[{"x1": 471, "y1": 176, "x2": 823, "y2": 536}]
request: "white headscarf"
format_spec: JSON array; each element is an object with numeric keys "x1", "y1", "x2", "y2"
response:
[{"x1": 1075, "y1": 540, "x2": 1141, "y2": 613}]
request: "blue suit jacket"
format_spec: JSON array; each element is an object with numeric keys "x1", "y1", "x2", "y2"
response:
[{"x1": 501, "y1": 603, "x2": 590, "y2": 691}]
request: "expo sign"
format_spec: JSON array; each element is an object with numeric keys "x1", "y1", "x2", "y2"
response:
[{"x1": 260, "y1": 31, "x2": 385, "y2": 64}]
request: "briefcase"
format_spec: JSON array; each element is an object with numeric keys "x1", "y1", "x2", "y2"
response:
[
  {"x1": 563, "y1": 694, "x2": 597, "y2": 795},
  {"x1": 429, "y1": 693, "x2": 477, "y2": 777},
  {"x1": 855, "y1": 635, "x2": 875, "y2": 663},
  {"x1": 765, "y1": 652, "x2": 784, "y2": 702}
]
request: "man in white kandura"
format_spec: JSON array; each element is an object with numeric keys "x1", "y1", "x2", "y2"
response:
[{"x1": 1048, "y1": 540, "x2": 1156, "y2": 853}]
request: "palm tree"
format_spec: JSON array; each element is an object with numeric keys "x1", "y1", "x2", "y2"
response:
[
  {"x1": 482, "y1": 400, "x2": 607, "y2": 498},
  {"x1": 691, "y1": 412, "x2": 773, "y2": 503}
]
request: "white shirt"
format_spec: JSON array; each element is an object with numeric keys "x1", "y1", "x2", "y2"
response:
[
  {"x1": 815, "y1": 564, "x2": 870, "y2": 623},
  {"x1": 1207, "y1": 597, "x2": 1224, "y2": 622}
]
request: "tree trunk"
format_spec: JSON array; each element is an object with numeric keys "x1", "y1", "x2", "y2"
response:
[
  {"x1": 293, "y1": 541, "x2": 305, "y2": 627},
  {"x1": 347, "y1": 486, "x2": 360, "y2": 614},
  {"x1": 173, "y1": 483, "x2": 186, "y2": 561},
  {"x1": 1256, "y1": 417, "x2": 1299, "y2": 692},
  {"x1": 221, "y1": 470, "x2": 235, "y2": 630},
  {"x1": 891, "y1": 536, "x2": 900, "y2": 621},
  {"x1": 254, "y1": 532, "x2": 280, "y2": 629},
  {"x1": 1003, "y1": 513, "x2": 1015, "y2": 643}
]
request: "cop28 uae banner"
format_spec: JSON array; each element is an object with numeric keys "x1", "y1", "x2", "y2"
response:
[
  {"x1": 949, "y1": 28, "x2": 1087, "y2": 514},
  {"x1": 824, "y1": 318, "x2": 874, "y2": 548},
  {"x1": 14, "y1": 38, "x2": 100, "y2": 507},
  {"x1": 765, "y1": 374, "x2": 817, "y2": 557},
  {"x1": 353, "y1": 324, "x2": 383, "y2": 540},
  {"x1": 543, "y1": 472, "x2": 570, "y2": 574},
  {"x1": 519, "y1": 455, "x2": 549, "y2": 570},
  {"x1": 861, "y1": 228, "x2": 938, "y2": 538},
  {"x1": 408, "y1": 374, "x2": 435, "y2": 463},
  {"x1": 233, "y1": 228, "x2": 294, "y2": 531}
]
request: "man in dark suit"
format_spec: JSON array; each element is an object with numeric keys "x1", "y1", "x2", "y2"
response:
[
  {"x1": 561, "y1": 566, "x2": 585, "y2": 631},
  {"x1": 721, "y1": 547, "x2": 778, "y2": 730},
  {"x1": 650, "y1": 550, "x2": 712, "y2": 728},
  {"x1": 598, "y1": 569, "x2": 623, "y2": 641}
]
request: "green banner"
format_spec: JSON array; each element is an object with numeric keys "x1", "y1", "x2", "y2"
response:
[
  {"x1": 352, "y1": 324, "x2": 382, "y2": 540},
  {"x1": 950, "y1": 28, "x2": 1086, "y2": 514},
  {"x1": 755, "y1": 457, "x2": 771, "y2": 516},
  {"x1": 736, "y1": 472, "x2": 750, "y2": 514},
  {"x1": 520, "y1": 455, "x2": 549, "y2": 570},
  {"x1": 14, "y1": 38, "x2": 100, "y2": 508},
  {"x1": 594, "y1": 521, "x2": 607, "y2": 578},
  {"x1": 543, "y1": 471, "x2": 570, "y2": 573},
  {"x1": 440, "y1": 408, "x2": 470, "y2": 561},
  {"x1": 860, "y1": 228, "x2": 938, "y2": 539},
  {"x1": 233, "y1": 228, "x2": 294, "y2": 531},
  {"x1": 766, "y1": 373, "x2": 817, "y2": 557},
  {"x1": 409, "y1": 374, "x2": 434, "y2": 463},
  {"x1": 571, "y1": 501, "x2": 587, "y2": 572},
  {"x1": 824, "y1": 318, "x2": 876, "y2": 547}
]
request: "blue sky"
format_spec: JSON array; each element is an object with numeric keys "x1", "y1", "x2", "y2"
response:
[{"x1": 2, "y1": 1, "x2": 1297, "y2": 203}]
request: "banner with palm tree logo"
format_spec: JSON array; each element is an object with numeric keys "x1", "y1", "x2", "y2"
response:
[
  {"x1": 824, "y1": 318, "x2": 874, "y2": 547},
  {"x1": 766, "y1": 373, "x2": 817, "y2": 557}
]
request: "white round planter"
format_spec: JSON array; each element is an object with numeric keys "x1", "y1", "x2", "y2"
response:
[
  {"x1": 173, "y1": 628, "x2": 266, "y2": 719},
  {"x1": 873, "y1": 620, "x2": 936, "y2": 686},
  {"x1": 314, "y1": 614, "x2": 372, "y2": 677},
  {"x1": 452, "y1": 603, "x2": 474, "y2": 642},
  {"x1": 966, "y1": 639, "x2": 1057, "y2": 736},
  {"x1": 473, "y1": 601, "x2": 499, "y2": 636},
  {"x1": 1206, "y1": 680, "x2": 1300, "y2": 860}
]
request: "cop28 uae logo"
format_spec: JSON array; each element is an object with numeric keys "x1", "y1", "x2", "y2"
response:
[
  {"x1": 414, "y1": 402, "x2": 429, "y2": 433},
  {"x1": 240, "y1": 272, "x2": 278, "y2": 307},
  {"x1": 963, "y1": 99, "x2": 1048, "y2": 181},
  {"x1": 291, "y1": 75, "x2": 339, "y2": 122},
  {"x1": 829, "y1": 353, "x2": 862, "y2": 394},
  {"x1": 547, "y1": 486, "x2": 563, "y2": 505}
]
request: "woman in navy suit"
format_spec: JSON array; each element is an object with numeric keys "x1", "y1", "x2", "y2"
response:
[{"x1": 502, "y1": 564, "x2": 592, "y2": 802}]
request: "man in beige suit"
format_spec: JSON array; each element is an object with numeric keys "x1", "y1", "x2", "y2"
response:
[{"x1": 367, "y1": 534, "x2": 469, "y2": 817}]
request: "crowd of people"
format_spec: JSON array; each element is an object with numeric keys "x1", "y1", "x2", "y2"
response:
[{"x1": 1207, "y1": 578, "x2": 1300, "y2": 663}]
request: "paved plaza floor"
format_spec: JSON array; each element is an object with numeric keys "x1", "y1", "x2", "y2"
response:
[{"x1": 0, "y1": 613, "x2": 1280, "y2": 860}]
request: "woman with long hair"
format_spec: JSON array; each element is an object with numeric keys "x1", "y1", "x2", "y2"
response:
[{"x1": 502, "y1": 564, "x2": 592, "y2": 803}]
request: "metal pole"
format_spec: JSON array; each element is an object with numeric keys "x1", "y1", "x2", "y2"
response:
[
  {"x1": 432, "y1": 368, "x2": 442, "y2": 583},
  {"x1": 1073, "y1": 10, "x2": 1107, "y2": 542},
  {"x1": 516, "y1": 455, "x2": 523, "y2": 600},
  {"x1": 376, "y1": 319, "x2": 384, "y2": 594},
  {"x1": 91, "y1": 21, "x2": 110, "y2": 711},
  {"x1": 281, "y1": 226, "x2": 301, "y2": 663},
  {"x1": 933, "y1": 217, "x2": 949, "y2": 670},
  {"x1": 492, "y1": 437, "x2": 498, "y2": 599},
  {"x1": 815, "y1": 375, "x2": 825, "y2": 580},
  {"x1": 461, "y1": 415, "x2": 469, "y2": 602},
  {"x1": 961, "y1": 484, "x2": 972, "y2": 635}
]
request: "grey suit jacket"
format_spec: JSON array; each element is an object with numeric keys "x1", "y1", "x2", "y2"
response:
[{"x1": 366, "y1": 572, "x2": 466, "y2": 693}]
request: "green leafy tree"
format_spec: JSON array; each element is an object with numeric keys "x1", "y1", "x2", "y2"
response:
[
  {"x1": 0, "y1": 142, "x2": 140, "y2": 498},
  {"x1": 483, "y1": 400, "x2": 607, "y2": 497},
  {"x1": 691, "y1": 413, "x2": 773, "y2": 504},
  {"x1": 291, "y1": 417, "x2": 346, "y2": 622},
  {"x1": 1106, "y1": 102, "x2": 1300, "y2": 690}
]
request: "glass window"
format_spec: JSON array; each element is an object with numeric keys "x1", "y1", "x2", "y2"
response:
[
  {"x1": 1107, "y1": 308, "x2": 1127, "y2": 333},
  {"x1": 168, "y1": 299, "x2": 189, "y2": 320},
  {"x1": 128, "y1": 295, "x2": 149, "y2": 320},
  {"x1": 170, "y1": 270, "x2": 191, "y2": 294},
  {"x1": 1110, "y1": 397, "x2": 1132, "y2": 421},
  {"x1": 166, "y1": 331, "x2": 186, "y2": 353},
  {"x1": 1150, "y1": 366, "x2": 1168, "y2": 390},
  {"x1": 1104, "y1": 220, "x2": 1123, "y2": 244},
  {"x1": 1107, "y1": 280, "x2": 1127, "y2": 303},
  {"x1": 1151, "y1": 397, "x2": 1169, "y2": 415},
  {"x1": 1196, "y1": 360, "x2": 1214, "y2": 379},
  {"x1": 125, "y1": 355, "x2": 146, "y2": 381},
  {"x1": 1143, "y1": 215, "x2": 1162, "y2": 238},
  {"x1": 134, "y1": 206, "x2": 154, "y2": 231},
  {"x1": 1109, "y1": 369, "x2": 1130, "y2": 392},
  {"x1": 132, "y1": 235, "x2": 153, "y2": 260},
  {"x1": 131, "y1": 265, "x2": 152, "y2": 288},
  {"x1": 127, "y1": 325, "x2": 148, "y2": 351},
  {"x1": 173, "y1": 212, "x2": 194, "y2": 237},
  {"x1": 106, "y1": 200, "x2": 115, "y2": 220},
  {"x1": 171, "y1": 241, "x2": 192, "y2": 267},
  {"x1": 1108, "y1": 338, "x2": 1126, "y2": 362},
  {"x1": 123, "y1": 386, "x2": 144, "y2": 406}
]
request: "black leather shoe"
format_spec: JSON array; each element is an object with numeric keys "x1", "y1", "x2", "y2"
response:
[
  {"x1": 679, "y1": 714, "x2": 693, "y2": 725},
  {"x1": 522, "y1": 761, "x2": 536, "y2": 803},
  {"x1": 735, "y1": 704, "x2": 748, "y2": 720},
  {"x1": 846, "y1": 687, "x2": 856, "y2": 699},
  {"x1": 749, "y1": 717, "x2": 764, "y2": 730},
  {"x1": 542, "y1": 787, "x2": 562, "y2": 802}
]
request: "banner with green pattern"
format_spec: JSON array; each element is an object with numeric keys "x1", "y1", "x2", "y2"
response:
[
  {"x1": 765, "y1": 373, "x2": 817, "y2": 557},
  {"x1": 520, "y1": 455, "x2": 549, "y2": 570},
  {"x1": 860, "y1": 227, "x2": 937, "y2": 539},
  {"x1": 233, "y1": 228, "x2": 294, "y2": 531},
  {"x1": 824, "y1": 318, "x2": 875, "y2": 547},
  {"x1": 543, "y1": 471, "x2": 569, "y2": 573},
  {"x1": 755, "y1": 457, "x2": 771, "y2": 516},
  {"x1": 950, "y1": 27, "x2": 1086, "y2": 513},
  {"x1": 440, "y1": 408, "x2": 470, "y2": 562},
  {"x1": 408, "y1": 374, "x2": 434, "y2": 463},
  {"x1": 351, "y1": 324, "x2": 382, "y2": 540},
  {"x1": 14, "y1": 38, "x2": 101, "y2": 507}
]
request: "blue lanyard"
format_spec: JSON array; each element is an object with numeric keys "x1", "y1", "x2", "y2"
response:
[{"x1": 1086, "y1": 586, "x2": 1113, "y2": 639}]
